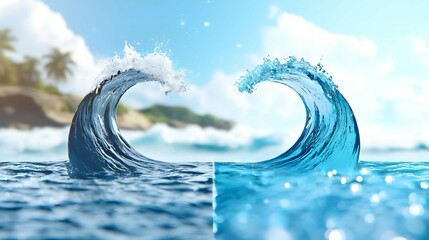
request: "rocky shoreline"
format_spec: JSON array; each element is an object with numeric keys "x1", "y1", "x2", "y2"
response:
[{"x1": 0, "y1": 86, "x2": 151, "y2": 130}]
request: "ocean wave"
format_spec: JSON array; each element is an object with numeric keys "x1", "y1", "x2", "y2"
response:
[
  {"x1": 218, "y1": 57, "x2": 361, "y2": 172},
  {"x1": 0, "y1": 124, "x2": 287, "y2": 162},
  {"x1": 68, "y1": 45, "x2": 360, "y2": 175},
  {"x1": 125, "y1": 124, "x2": 283, "y2": 151}
]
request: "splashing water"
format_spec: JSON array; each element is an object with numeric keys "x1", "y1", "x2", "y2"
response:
[{"x1": 68, "y1": 44, "x2": 187, "y2": 176}]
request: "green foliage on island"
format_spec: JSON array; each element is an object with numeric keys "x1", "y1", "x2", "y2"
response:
[
  {"x1": 0, "y1": 29, "x2": 74, "y2": 94},
  {"x1": 117, "y1": 102, "x2": 130, "y2": 115},
  {"x1": 1, "y1": 28, "x2": 233, "y2": 131},
  {"x1": 140, "y1": 104, "x2": 234, "y2": 130}
]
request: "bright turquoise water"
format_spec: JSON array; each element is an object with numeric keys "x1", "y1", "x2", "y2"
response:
[{"x1": 214, "y1": 161, "x2": 429, "y2": 240}]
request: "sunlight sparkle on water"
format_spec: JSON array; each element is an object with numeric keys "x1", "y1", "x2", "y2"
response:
[
  {"x1": 326, "y1": 229, "x2": 346, "y2": 240},
  {"x1": 385, "y1": 175, "x2": 394, "y2": 184},
  {"x1": 350, "y1": 183, "x2": 361, "y2": 193},
  {"x1": 409, "y1": 203, "x2": 424, "y2": 216},
  {"x1": 364, "y1": 213, "x2": 375, "y2": 224},
  {"x1": 356, "y1": 176, "x2": 363, "y2": 182},
  {"x1": 371, "y1": 194, "x2": 380, "y2": 203}
]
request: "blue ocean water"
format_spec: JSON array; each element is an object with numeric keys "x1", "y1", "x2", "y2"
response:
[
  {"x1": 214, "y1": 58, "x2": 429, "y2": 240},
  {"x1": 214, "y1": 161, "x2": 429, "y2": 240},
  {"x1": 0, "y1": 48, "x2": 214, "y2": 239},
  {"x1": 0, "y1": 161, "x2": 212, "y2": 239},
  {"x1": 1, "y1": 47, "x2": 428, "y2": 240}
]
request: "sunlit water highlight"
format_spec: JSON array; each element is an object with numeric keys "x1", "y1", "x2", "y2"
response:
[{"x1": 214, "y1": 161, "x2": 429, "y2": 240}]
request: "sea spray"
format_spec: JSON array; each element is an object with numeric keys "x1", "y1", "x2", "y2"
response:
[{"x1": 68, "y1": 44, "x2": 187, "y2": 176}]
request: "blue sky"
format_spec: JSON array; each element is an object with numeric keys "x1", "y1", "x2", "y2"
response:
[{"x1": 42, "y1": 0, "x2": 429, "y2": 84}]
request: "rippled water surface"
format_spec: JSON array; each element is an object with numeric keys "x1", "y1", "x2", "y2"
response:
[
  {"x1": 214, "y1": 161, "x2": 429, "y2": 240},
  {"x1": 0, "y1": 161, "x2": 212, "y2": 240}
]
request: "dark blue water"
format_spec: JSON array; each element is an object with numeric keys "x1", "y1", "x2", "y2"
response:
[{"x1": 0, "y1": 161, "x2": 212, "y2": 239}]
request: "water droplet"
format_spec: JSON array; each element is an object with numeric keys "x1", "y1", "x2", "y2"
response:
[
  {"x1": 284, "y1": 182, "x2": 291, "y2": 189},
  {"x1": 350, "y1": 183, "x2": 361, "y2": 193},
  {"x1": 409, "y1": 204, "x2": 424, "y2": 216},
  {"x1": 340, "y1": 177, "x2": 347, "y2": 184},
  {"x1": 265, "y1": 227, "x2": 292, "y2": 240},
  {"x1": 420, "y1": 181, "x2": 428, "y2": 189},
  {"x1": 371, "y1": 194, "x2": 380, "y2": 203},
  {"x1": 327, "y1": 229, "x2": 346, "y2": 240},
  {"x1": 280, "y1": 199, "x2": 290, "y2": 208},
  {"x1": 385, "y1": 175, "x2": 393, "y2": 184},
  {"x1": 360, "y1": 168, "x2": 369, "y2": 175},
  {"x1": 364, "y1": 213, "x2": 375, "y2": 224},
  {"x1": 356, "y1": 176, "x2": 363, "y2": 182},
  {"x1": 409, "y1": 192, "x2": 417, "y2": 202}
]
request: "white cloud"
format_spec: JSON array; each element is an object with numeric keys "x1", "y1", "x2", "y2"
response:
[
  {"x1": 255, "y1": 12, "x2": 429, "y2": 149},
  {"x1": 0, "y1": 0, "x2": 98, "y2": 95},
  {"x1": 123, "y1": 12, "x2": 429, "y2": 150},
  {"x1": 410, "y1": 37, "x2": 429, "y2": 67}
]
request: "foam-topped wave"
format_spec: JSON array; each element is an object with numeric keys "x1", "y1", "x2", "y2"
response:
[
  {"x1": 68, "y1": 45, "x2": 187, "y2": 176},
  {"x1": 127, "y1": 124, "x2": 283, "y2": 151},
  {"x1": 228, "y1": 57, "x2": 360, "y2": 172}
]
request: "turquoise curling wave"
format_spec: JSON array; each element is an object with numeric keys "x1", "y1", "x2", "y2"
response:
[
  {"x1": 67, "y1": 70, "x2": 172, "y2": 176},
  {"x1": 231, "y1": 57, "x2": 360, "y2": 172}
]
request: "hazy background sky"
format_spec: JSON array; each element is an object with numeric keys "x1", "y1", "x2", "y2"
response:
[{"x1": 1, "y1": 0, "x2": 429, "y2": 151}]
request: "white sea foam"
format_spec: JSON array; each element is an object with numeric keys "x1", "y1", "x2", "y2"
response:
[
  {"x1": 122, "y1": 123, "x2": 284, "y2": 150},
  {"x1": 0, "y1": 127, "x2": 69, "y2": 161},
  {"x1": 2, "y1": 125, "x2": 426, "y2": 162},
  {"x1": 0, "y1": 124, "x2": 287, "y2": 162},
  {"x1": 92, "y1": 43, "x2": 187, "y2": 93}
]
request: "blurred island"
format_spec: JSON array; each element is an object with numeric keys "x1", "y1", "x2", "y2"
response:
[
  {"x1": 141, "y1": 104, "x2": 234, "y2": 130},
  {"x1": 0, "y1": 86, "x2": 234, "y2": 131},
  {"x1": 0, "y1": 29, "x2": 233, "y2": 131}
]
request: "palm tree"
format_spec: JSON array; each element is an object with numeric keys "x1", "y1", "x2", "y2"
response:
[
  {"x1": 44, "y1": 48, "x2": 75, "y2": 83},
  {"x1": 18, "y1": 56, "x2": 40, "y2": 85},
  {"x1": 0, "y1": 29, "x2": 15, "y2": 55},
  {"x1": 0, "y1": 29, "x2": 16, "y2": 84}
]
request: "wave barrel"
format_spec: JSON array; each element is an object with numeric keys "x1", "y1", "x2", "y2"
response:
[{"x1": 235, "y1": 57, "x2": 360, "y2": 172}]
